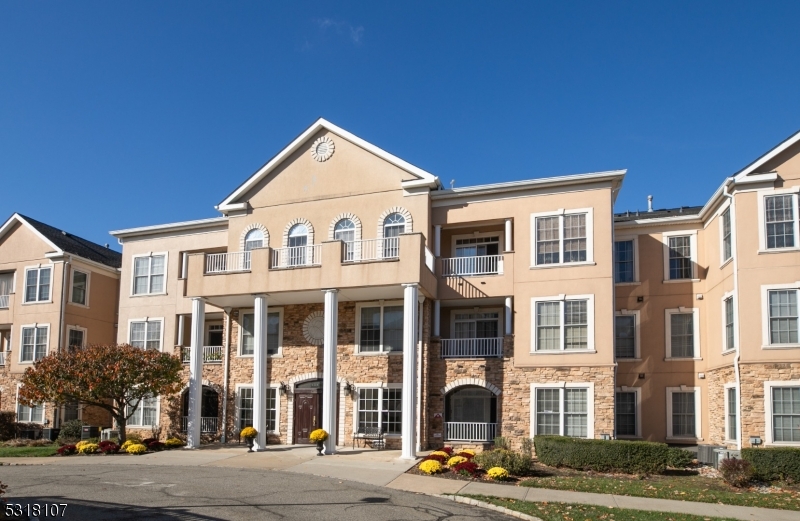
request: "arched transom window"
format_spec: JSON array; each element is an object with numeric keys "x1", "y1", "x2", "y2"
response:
[
  {"x1": 383, "y1": 213, "x2": 406, "y2": 238},
  {"x1": 335, "y1": 218, "x2": 356, "y2": 261},
  {"x1": 244, "y1": 229, "x2": 264, "y2": 251}
]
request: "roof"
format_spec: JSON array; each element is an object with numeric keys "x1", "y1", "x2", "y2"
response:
[
  {"x1": 217, "y1": 118, "x2": 441, "y2": 213},
  {"x1": 0, "y1": 213, "x2": 122, "y2": 269},
  {"x1": 734, "y1": 129, "x2": 800, "y2": 180},
  {"x1": 614, "y1": 205, "x2": 704, "y2": 223},
  {"x1": 110, "y1": 216, "x2": 228, "y2": 240}
]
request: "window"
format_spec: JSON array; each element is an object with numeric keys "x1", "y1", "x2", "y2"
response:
[
  {"x1": 666, "y1": 388, "x2": 701, "y2": 440},
  {"x1": 726, "y1": 386, "x2": 737, "y2": 441},
  {"x1": 127, "y1": 395, "x2": 157, "y2": 427},
  {"x1": 721, "y1": 208, "x2": 732, "y2": 262},
  {"x1": 532, "y1": 296, "x2": 594, "y2": 352},
  {"x1": 614, "y1": 240, "x2": 635, "y2": 283},
  {"x1": 615, "y1": 313, "x2": 637, "y2": 359},
  {"x1": 668, "y1": 236, "x2": 693, "y2": 280},
  {"x1": 665, "y1": 308, "x2": 699, "y2": 359},
  {"x1": 20, "y1": 325, "x2": 48, "y2": 362},
  {"x1": 768, "y1": 289, "x2": 798, "y2": 345},
  {"x1": 615, "y1": 390, "x2": 638, "y2": 437},
  {"x1": 383, "y1": 213, "x2": 405, "y2": 257},
  {"x1": 17, "y1": 402, "x2": 44, "y2": 423},
  {"x1": 334, "y1": 219, "x2": 356, "y2": 261},
  {"x1": 357, "y1": 387, "x2": 401, "y2": 434},
  {"x1": 244, "y1": 229, "x2": 264, "y2": 251},
  {"x1": 449, "y1": 235, "x2": 502, "y2": 275},
  {"x1": 24, "y1": 266, "x2": 51, "y2": 303},
  {"x1": 67, "y1": 327, "x2": 85, "y2": 350},
  {"x1": 357, "y1": 302, "x2": 403, "y2": 353},
  {"x1": 724, "y1": 296, "x2": 735, "y2": 352},
  {"x1": 532, "y1": 385, "x2": 593, "y2": 438},
  {"x1": 765, "y1": 194, "x2": 796, "y2": 249},
  {"x1": 453, "y1": 311, "x2": 500, "y2": 339},
  {"x1": 240, "y1": 311, "x2": 282, "y2": 355},
  {"x1": 236, "y1": 387, "x2": 278, "y2": 432},
  {"x1": 132, "y1": 254, "x2": 166, "y2": 295},
  {"x1": 0, "y1": 272, "x2": 13, "y2": 308},
  {"x1": 287, "y1": 224, "x2": 309, "y2": 265},
  {"x1": 129, "y1": 319, "x2": 162, "y2": 350},
  {"x1": 531, "y1": 209, "x2": 593, "y2": 267},
  {"x1": 770, "y1": 385, "x2": 800, "y2": 443},
  {"x1": 70, "y1": 270, "x2": 89, "y2": 306}
]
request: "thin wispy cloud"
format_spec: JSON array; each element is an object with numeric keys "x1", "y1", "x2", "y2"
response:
[{"x1": 315, "y1": 18, "x2": 364, "y2": 44}]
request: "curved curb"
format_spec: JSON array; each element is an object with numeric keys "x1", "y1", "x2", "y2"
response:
[{"x1": 436, "y1": 494, "x2": 543, "y2": 521}]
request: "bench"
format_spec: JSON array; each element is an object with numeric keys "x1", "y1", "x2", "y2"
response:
[{"x1": 353, "y1": 426, "x2": 385, "y2": 450}]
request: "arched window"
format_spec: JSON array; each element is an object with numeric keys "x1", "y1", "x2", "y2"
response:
[
  {"x1": 288, "y1": 224, "x2": 309, "y2": 265},
  {"x1": 382, "y1": 213, "x2": 405, "y2": 258},
  {"x1": 244, "y1": 229, "x2": 264, "y2": 251},
  {"x1": 444, "y1": 386, "x2": 497, "y2": 442},
  {"x1": 335, "y1": 219, "x2": 356, "y2": 261}
]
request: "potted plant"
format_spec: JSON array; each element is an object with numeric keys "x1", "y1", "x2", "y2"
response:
[
  {"x1": 309, "y1": 428, "x2": 328, "y2": 456},
  {"x1": 240, "y1": 426, "x2": 258, "y2": 452}
]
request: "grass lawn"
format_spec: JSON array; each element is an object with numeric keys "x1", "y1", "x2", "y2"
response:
[
  {"x1": 468, "y1": 496, "x2": 739, "y2": 521},
  {"x1": 0, "y1": 444, "x2": 59, "y2": 457},
  {"x1": 519, "y1": 472, "x2": 800, "y2": 511}
]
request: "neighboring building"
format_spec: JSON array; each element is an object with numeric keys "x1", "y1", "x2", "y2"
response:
[{"x1": 0, "y1": 213, "x2": 121, "y2": 431}]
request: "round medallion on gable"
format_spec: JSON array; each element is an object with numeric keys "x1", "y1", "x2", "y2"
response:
[
  {"x1": 311, "y1": 136, "x2": 335, "y2": 162},
  {"x1": 303, "y1": 311, "x2": 325, "y2": 345}
]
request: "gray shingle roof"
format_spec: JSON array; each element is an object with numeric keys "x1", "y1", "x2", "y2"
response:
[{"x1": 18, "y1": 214, "x2": 122, "y2": 268}]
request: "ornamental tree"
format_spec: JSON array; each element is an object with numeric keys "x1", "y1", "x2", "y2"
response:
[{"x1": 19, "y1": 344, "x2": 183, "y2": 443}]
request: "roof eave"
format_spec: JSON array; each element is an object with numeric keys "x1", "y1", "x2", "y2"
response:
[
  {"x1": 430, "y1": 170, "x2": 626, "y2": 200},
  {"x1": 110, "y1": 216, "x2": 229, "y2": 240}
]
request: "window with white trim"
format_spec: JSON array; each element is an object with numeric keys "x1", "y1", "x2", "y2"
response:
[
  {"x1": 770, "y1": 385, "x2": 800, "y2": 443},
  {"x1": 357, "y1": 302, "x2": 403, "y2": 353},
  {"x1": 765, "y1": 194, "x2": 797, "y2": 249},
  {"x1": 615, "y1": 390, "x2": 638, "y2": 437},
  {"x1": 532, "y1": 296, "x2": 594, "y2": 352},
  {"x1": 244, "y1": 229, "x2": 264, "y2": 251},
  {"x1": 24, "y1": 266, "x2": 51, "y2": 303},
  {"x1": 668, "y1": 236, "x2": 693, "y2": 280},
  {"x1": 614, "y1": 240, "x2": 635, "y2": 283},
  {"x1": 236, "y1": 386, "x2": 278, "y2": 432},
  {"x1": 126, "y1": 395, "x2": 157, "y2": 427},
  {"x1": 67, "y1": 327, "x2": 85, "y2": 350},
  {"x1": 768, "y1": 289, "x2": 798, "y2": 345},
  {"x1": 665, "y1": 308, "x2": 699, "y2": 359},
  {"x1": 724, "y1": 296, "x2": 735, "y2": 352},
  {"x1": 239, "y1": 311, "x2": 281, "y2": 355},
  {"x1": 17, "y1": 402, "x2": 44, "y2": 423},
  {"x1": 70, "y1": 269, "x2": 89, "y2": 306},
  {"x1": 721, "y1": 208, "x2": 733, "y2": 262},
  {"x1": 132, "y1": 254, "x2": 166, "y2": 295},
  {"x1": 129, "y1": 319, "x2": 162, "y2": 351},
  {"x1": 532, "y1": 210, "x2": 593, "y2": 266},
  {"x1": 725, "y1": 385, "x2": 737, "y2": 441},
  {"x1": 615, "y1": 313, "x2": 637, "y2": 359},
  {"x1": 454, "y1": 311, "x2": 500, "y2": 339},
  {"x1": 357, "y1": 387, "x2": 401, "y2": 434},
  {"x1": 20, "y1": 325, "x2": 48, "y2": 362},
  {"x1": 533, "y1": 386, "x2": 591, "y2": 438},
  {"x1": 666, "y1": 388, "x2": 701, "y2": 440}
]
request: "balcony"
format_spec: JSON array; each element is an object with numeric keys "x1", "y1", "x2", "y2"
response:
[
  {"x1": 181, "y1": 346, "x2": 224, "y2": 364},
  {"x1": 206, "y1": 251, "x2": 251, "y2": 274},
  {"x1": 181, "y1": 416, "x2": 218, "y2": 433},
  {"x1": 445, "y1": 422, "x2": 497, "y2": 442},
  {"x1": 441, "y1": 338, "x2": 503, "y2": 358},
  {"x1": 341, "y1": 237, "x2": 399, "y2": 263},
  {"x1": 271, "y1": 245, "x2": 322, "y2": 269},
  {"x1": 441, "y1": 255, "x2": 503, "y2": 277},
  {"x1": 0, "y1": 295, "x2": 8, "y2": 309}
]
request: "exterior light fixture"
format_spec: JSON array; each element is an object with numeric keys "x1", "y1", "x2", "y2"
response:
[
  {"x1": 749, "y1": 436, "x2": 762, "y2": 447},
  {"x1": 600, "y1": 433, "x2": 611, "y2": 441}
]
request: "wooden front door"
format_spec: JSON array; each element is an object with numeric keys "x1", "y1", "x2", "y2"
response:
[{"x1": 293, "y1": 392, "x2": 321, "y2": 444}]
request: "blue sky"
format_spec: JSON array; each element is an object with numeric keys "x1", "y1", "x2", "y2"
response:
[{"x1": 2, "y1": 2, "x2": 799, "y2": 249}]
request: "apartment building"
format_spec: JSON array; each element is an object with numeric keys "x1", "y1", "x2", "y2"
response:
[{"x1": 0, "y1": 213, "x2": 121, "y2": 430}]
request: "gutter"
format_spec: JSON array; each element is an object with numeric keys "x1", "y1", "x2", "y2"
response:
[
  {"x1": 221, "y1": 308, "x2": 232, "y2": 444},
  {"x1": 722, "y1": 178, "x2": 743, "y2": 451}
]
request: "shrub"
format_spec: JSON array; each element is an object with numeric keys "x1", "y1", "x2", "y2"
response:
[
  {"x1": 57, "y1": 419, "x2": 86, "y2": 442},
  {"x1": 719, "y1": 458, "x2": 754, "y2": 487},
  {"x1": 56, "y1": 444, "x2": 77, "y2": 456},
  {"x1": 77, "y1": 443, "x2": 99, "y2": 454},
  {"x1": 419, "y1": 460, "x2": 443, "y2": 474},
  {"x1": 474, "y1": 448, "x2": 532, "y2": 476},
  {"x1": 493, "y1": 437, "x2": 509, "y2": 450},
  {"x1": 423, "y1": 454, "x2": 447, "y2": 464},
  {"x1": 534, "y1": 435, "x2": 670, "y2": 475},
  {"x1": 0, "y1": 412, "x2": 17, "y2": 441},
  {"x1": 667, "y1": 447, "x2": 694, "y2": 468},
  {"x1": 487, "y1": 467, "x2": 509, "y2": 480},
  {"x1": 520, "y1": 437, "x2": 534, "y2": 457},
  {"x1": 126, "y1": 432, "x2": 143, "y2": 443},
  {"x1": 453, "y1": 461, "x2": 479, "y2": 477},
  {"x1": 441, "y1": 446, "x2": 454, "y2": 455},
  {"x1": 742, "y1": 447, "x2": 800, "y2": 483},
  {"x1": 98, "y1": 441, "x2": 119, "y2": 454},
  {"x1": 141, "y1": 438, "x2": 156, "y2": 445},
  {"x1": 447, "y1": 456, "x2": 467, "y2": 467},
  {"x1": 148, "y1": 441, "x2": 166, "y2": 451},
  {"x1": 240, "y1": 426, "x2": 258, "y2": 439},
  {"x1": 164, "y1": 438, "x2": 185, "y2": 449},
  {"x1": 126, "y1": 443, "x2": 147, "y2": 455}
]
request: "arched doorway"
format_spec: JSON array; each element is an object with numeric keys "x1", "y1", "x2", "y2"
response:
[
  {"x1": 444, "y1": 386, "x2": 497, "y2": 443},
  {"x1": 182, "y1": 386, "x2": 220, "y2": 434}
]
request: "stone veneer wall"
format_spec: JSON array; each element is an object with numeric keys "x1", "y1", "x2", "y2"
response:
[
  {"x1": 705, "y1": 365, "x2": 735, "y2": 447},
  {"x1": 739, "y1": 362, "x2": 800, "y2": 448}
]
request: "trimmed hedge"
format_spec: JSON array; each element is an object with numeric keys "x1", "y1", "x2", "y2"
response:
[
  {"x1": 742, "y1": 447, "x2": 800, "y2": 483},
  {"x1": 534, "y1": 435, "x2": 671, "y2": 474},
  {"x1": 666, "y1": 447, "x2": 694, "y2": 468}
]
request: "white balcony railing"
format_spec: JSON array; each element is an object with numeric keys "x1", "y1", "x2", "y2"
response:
[
  {"x1": 441, "y1": 338, "x2": 503, "y2": 358},
  {"x1": 206, "y1": 251, "x2": 251, "y2": 274},
  {"x1": 445, "y1": 422, "x2": 497, "y2": 442},
  {"x1": 271, "y1": 245, "x2": 322, "y2": 269},
  {"x1": 0, "y1": 295, "x2": 8, "y2": 309},
  {"x1": 182, "y1": 416, "x2": 219, "y2": 433},
  {"x1": 181, "y1": 346, "x2": 224, "y2": 364},
  {"x1": 341, "y1": 237, "x2": 400, "y2": 263},
  {"x1": 441, "y1": 255, "x2": 504, "y2": 277},
  {"x1": 0, "y1": 351, "x2": 5, "y2": 366}
]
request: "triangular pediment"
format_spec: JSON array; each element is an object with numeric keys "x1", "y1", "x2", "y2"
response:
[{"x1": 733, "y1": 129, "x2": 800, "y2": 181}]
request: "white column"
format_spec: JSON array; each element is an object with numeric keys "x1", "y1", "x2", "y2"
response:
[
  {"x1": 401, "y1": 283, "x2": 419, "y2": 460},
  {"x1": 416, "y1": 294, "x2": 424, "y2": 453},
  {"x1": 252, "y1": 294, "x2": 268, "y2": 450},
  {"x1": 434, "y1": 225, "x2": 442, "y2": 257},
  {"x1": 322, "y1": 289, "x2": 339, "y2": 454},
  {"x1": 504, "y1": 219, "x2": 513, "y2": 252},
  {"x1": 505, "y1": 297, "x2": 513, "y2": 335},
  {"x1": 186, "y1": 298, "x2": 205, "y2": 449},
  {"x1": 177, "y1": 315, "x2": 185, "y2": 347},
  {"x1": 433, "y1": 300, "x2": 440, "y2": 337}
]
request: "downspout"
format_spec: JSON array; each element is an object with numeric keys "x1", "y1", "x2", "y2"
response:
[
  {"x1": 55, "y1": 255, "x2": 70, "y2": 429},
  {"x1": 221, "y1": 307, "x2": 232, "y2": 444},
  {"x1": 722, "y1": 178, "x2": 742, "y2": 451}
]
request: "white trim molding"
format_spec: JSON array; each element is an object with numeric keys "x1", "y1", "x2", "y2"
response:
[
  {"x1": 666, "y1": 386, "x2": 703, "y2": 443},
  {"x1": 615, "y1": 386, "x2": 642, "y2": 439},
  {"x1": 66, "y1": 325, "x2": 88, "y2": 350},
  {"x1": 127, "y1": 317, "x2": 165, "y2": 352},
  {"x1": 441, "y1": 378, "x2": 502, "y2": 396},
  {"x1": 721, "y1": 291, "x2": 737, "y2": 354},
  {"x1": 530, "y1": 294, "x2": 596, "y2": 353},
  {"x1": 760, "y1": 282, "x2": 800, "y2": 349},
  {"x1": 718, "y1": 201, "x2": 733, "y2": 267},
  {"x1": 235, "y1": 383, "x2": 282, "y2": 435},
  {"x1": 530, "y1": 382, "x2": 595, "y2": 439},
  {"x1": 377, "y1": 207, "x2": 413, "y2": 238},
  {"x1": 615, "y1": 309, "x2": 640, "y2": 361},
  {"x1": 22, "y1": 264, "x2": 54, "y2": 305},
  {"x1": 724, "y1": 382, "x2": 738, "y2": 443},
  {"x1": 18, "y1": 323, "x2": 50, "y2": 363},
  {"x1": 661, "y1": 230, "x2": 699, "y2": 282},
  {"x1": 530, "y1": 207, "x2": 595, "y2": 268},
  {"x1": 664, "y1": 307, "x2": 701, "y2": 360},
  {"x1": 239, "y1": 223, "x2": 270, "y2": 251},
  {"x1": 129, "y1": 252, "x2": 169, "y2": 297},
  {"x1": 282, "y1": 218, "x2": 315, "y2": 248},
  {"x1": 763, "y1": 380, "x2": 800, "y2": 446},
  {"x1": 68, "y1": 267, "x2": 91, "y2": 308},
  {"x1": 328, "y1": 213, "x2": 363, "y2": 242},
  {"x1": 614, "y1": 235, "x2": 639, "y2": 284},
  {"x1": 15, "y1": 383, "x2": 45, "y2": 424},
  {"x1": 756, "y1": 187, "x2": 800, "y2": 253}
]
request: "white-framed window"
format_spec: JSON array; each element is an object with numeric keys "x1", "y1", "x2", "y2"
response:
[
  {"x1": 452, "y1": 309, "x2": 501, "y2": 339},
  {"x1": 757, "y1": 189, "x2": 800, "y2": 252},
  {"x1": 724, "y1": 383, "x2": 738, "y2": 442},
  {"x1": 131, "y1": 253, "x2": 167, "y2": 296},
  {"x1": 126, "y1": 395, "x2": 158, "y2": 427},
  {"x1": 24, "y1": 265, "x2": 52, "y2": 303},
  {"x1": 720, "y1": 207, "x2": 733, "y2": 264},
  {"x1": 722, "y1": 293, "x2": 736, "y2": 353},
  {"x1": 69, "y1": 269, "x2": 90, "y2": 306},
  {"x1": 334, "y1": 218, "x2": 357, "y2": 261},
  {"x1": 761, "y1": 284, "x2": 799, "y2": 347},
  {"x1": 20, "y1": 324, "x2": 48, "y2": 362},
  {"x1": 615, "y1": 310, "x2": 639, "y2": 360},
  {"x1": 661, "y1": 231, "x2": 697, "y2": 281},
  {"x1": 666, "y1": 387, "x2": 701, "y2": 441},
  {"x1": 530, "y1": 208, "x2": 594, "y2": 267},
  {"x1": 238, "y1": 309, "x2": 283, "y2": 356},
  {"x1": 614, "y1": 237, "x2": 638, "y2": 283},
  {"x1": 128, "y1": 318, "x2": 163, "y2": 351},
  {"x1": 615, "y1": 387, "x2": 641, "y2": 438},
  {"x1": 16, "y1": 387, "x2": 44, "y2": 424},
  {"x1": 356, "y1": 301, "x2": 404, "y2": 354},
  {"x1": 67, "y1": 325, "x2": 87, "y2": 350},
  {"x1": 235, "y1": 385, "x2": 279, "y2": 433},
  {"x1": 531, "y1": 295, "x2": 595, "y2": 352},
  {"x1": 530, "y1": 383, "x2": 594, "y2": 438},
  {"x1": 665, "y1": 308, "x2": 700, "y2": 359},
  {"x1": 354, "y1": 385, "x2": 402, "y2": 435},
  {"x1": 244, "y1": 229, "x2": 265, "y2": 251},
  {"x1": 764, "y1": 381, "x2": 800, "y2": 445}
]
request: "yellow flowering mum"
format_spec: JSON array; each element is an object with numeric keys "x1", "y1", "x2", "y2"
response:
[
  {"x1": 120, "y1": 439, "x2": 136, "y2": 451},
  {"x1": 164, "y1": 438, "x2": 185, "y2": 448},
  {"x1": 429, "y1": 450, "x2": 449, "y2": 458},
  {"x1": 240, "y1": 426, "x2": 258, "y2": 439},
  {"x1": 487, "y1": 467, "x2": 509, "y2": 480},
  {"x1": 447, "y1": 455, "x2": 467, "y2": 467},
  {"x1": 126, "y1": 443, "x2": 148, "y2": 455},
  {"x1": 77, "y1": 443, "x2": 99, "y2": 454},
  {"x1": 419, "y1": 460, "x2": 443, "y2": 474},
  {"x1": 309, "y1": 429, "x2": 329, "y2": 442},
  {"x1": 460, "y1": 449, "x2": 476, "y2": 456}
]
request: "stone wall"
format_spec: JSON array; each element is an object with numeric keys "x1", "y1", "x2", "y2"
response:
[
  {"x1": 705, "y1": 365, "x2": 735, "y2": 447},
  {"x1": 739, "y1": 362, "x2": 800, "y2": 448}
]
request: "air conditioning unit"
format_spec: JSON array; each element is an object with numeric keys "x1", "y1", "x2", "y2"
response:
[
  {"x1": 714, "y1": 449, "x2": 741, "y2": 469},
  {"x1": 101, "y1": 428, "x2": 119, "y2": 441},
  {"x1": 696, "y1": 445, "x2": 724, "y2": 465}
]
